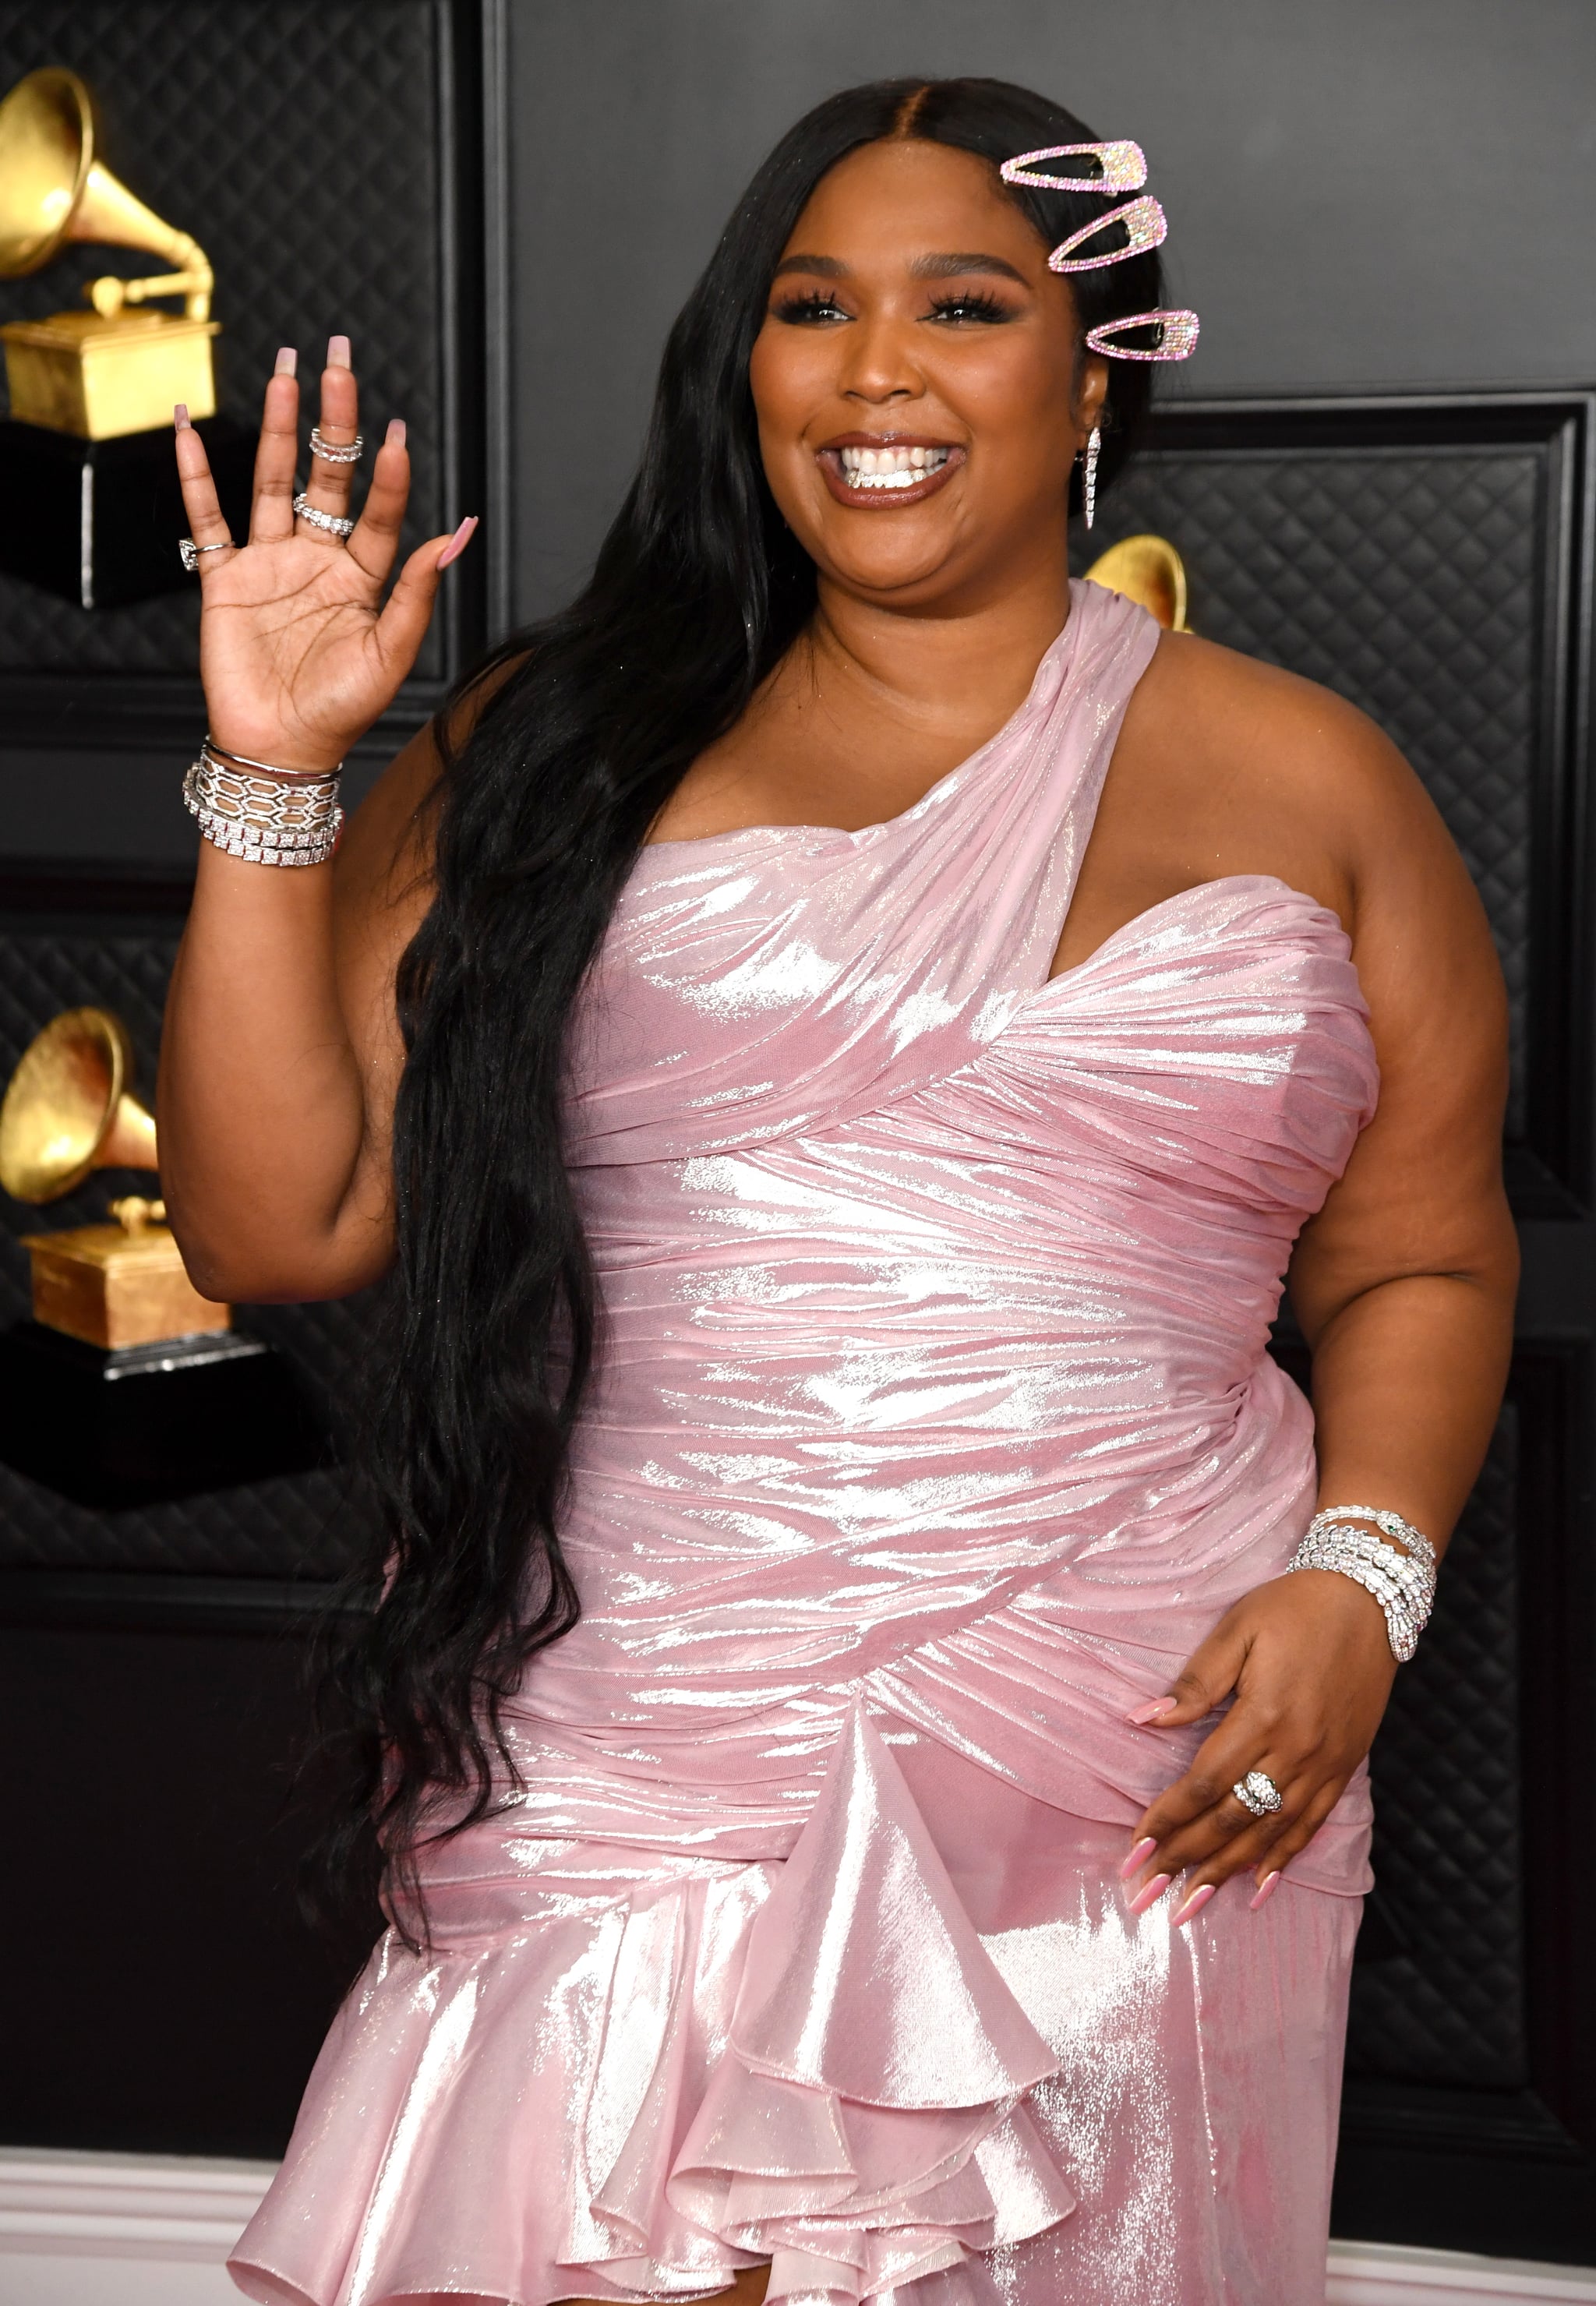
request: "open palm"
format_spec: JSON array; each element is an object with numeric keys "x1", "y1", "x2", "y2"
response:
[{"x1": 174, "y1": 339, "x2": 475, "y2": 773}]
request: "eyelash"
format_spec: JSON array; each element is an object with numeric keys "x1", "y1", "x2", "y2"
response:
[{"x1": 771, "y1": 288, "x2": 1015, "y2": 325}]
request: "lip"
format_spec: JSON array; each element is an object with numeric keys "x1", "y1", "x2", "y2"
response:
[{"x1": 815, "y1": 432, "x2": 966, "y2": 511}]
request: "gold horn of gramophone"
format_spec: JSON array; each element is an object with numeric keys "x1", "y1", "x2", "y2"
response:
[
  {"x1": 1083, "y1": 534, "x2": 1192, "y2": 633},
  {"x1": 0, "y1": 1008, "x2": 228, "y2": 1351},
  {"x1": 0, "y1": 67, "x2": 217, "y2": 439}
]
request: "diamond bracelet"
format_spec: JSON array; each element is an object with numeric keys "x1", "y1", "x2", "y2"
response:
[
  {"x1": 1287, "y1": 1505, "x2": 1438, "y2": 1664},
  {"x1": 184, "y1": 737, "x2": 343, "y2": 867}
]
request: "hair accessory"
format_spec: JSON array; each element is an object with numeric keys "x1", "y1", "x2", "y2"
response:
[
  {"x1": 1081, "y1": 426, "x2": 1101, "y2": 529},
  {"x1": 1001, "y1": 140, "x2": 1147, "y2": 194},
  {"x1": 178, "y1": 535, "x2": 231, "y2": 571},
  {"x1": 309, "y1": 425, "x2": 364, "y2": 466},
  {"x1": 292, "y1": 491, "x2": 355, "y2": 539},
  {"x1": 1048, "y1": 194, "x2": 1167, "y2": 276},
  {"x1": 1084, "y1": 309, "x2": 1200, "y2": 363}
]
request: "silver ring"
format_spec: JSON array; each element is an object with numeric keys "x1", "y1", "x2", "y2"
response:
[
  {"x1": 178, "y1": 535, "x2": 231, "y2": 572},
  {"x1": 292, "y1": 491, "x2": 355, "y2": 539},
  {"x1": 309, "y1": 426, "x2": 363, "y2": 466},
  {"x1": 1231, "y1": 1770, "x2": 1284, "y2": 1818}
]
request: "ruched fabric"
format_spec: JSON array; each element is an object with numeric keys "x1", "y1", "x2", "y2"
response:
[{"x1": 232, "y1": 583, "x2": 1379, "y2": 2306}]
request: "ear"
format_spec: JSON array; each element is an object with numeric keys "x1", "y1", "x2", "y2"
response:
[{"x1": 1072, "y1": 352, "x2": 1111, "y2": 439}]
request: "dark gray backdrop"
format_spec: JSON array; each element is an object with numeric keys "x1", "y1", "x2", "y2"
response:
[{"x1": 506, "y1": 0, "x2": 1596, "y2": 622}]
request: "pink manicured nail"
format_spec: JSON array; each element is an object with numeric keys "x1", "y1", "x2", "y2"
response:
[
  {"x1": 436, "y1": 514, "x2": 478, "y2": 569},
  {"x1": 1127, "y1": 1696, "x2": 1178, "y2": 1725},
  {"x1": 173, "y1": 404, "x2": 190, "y2": 429},
  {"x1": 274, "y1": 347, "x2": 297, "y2": 376},
  {"x1": 385, "y1": 417, "x2": 407, "y2": 449},
  {"x1": 327, "y1": 334, "x2": 351, "y2": 368},
  {"x1": 1173, "y1": 1881, "x2": 1217, "y2": 1928},
  {"x1": 1118, "y1": 1836, "x2": 1158, "y2": 1881},
  {"x1": 1249, "y1": 1871, "x2": 1282, "y2": 1912},
  {"x1": 1128, "y1": 1873, "x2": 1172, "y2": 1916}
]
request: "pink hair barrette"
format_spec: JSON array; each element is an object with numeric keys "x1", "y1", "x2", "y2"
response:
[
  {"x1": 1084, "y1": 308, "x2": 1201, "y2": 362},
  {"x1": 1001, "y1": 140, "x2": 1148, "y2": 194},
  {"x1": 1047, "y1": 194, "x2": 1167, "y2": 275}
]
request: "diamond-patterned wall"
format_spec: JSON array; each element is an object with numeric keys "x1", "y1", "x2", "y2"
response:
[{"x1": 0, "y1": 0, "x2": 449, "y2": 678}]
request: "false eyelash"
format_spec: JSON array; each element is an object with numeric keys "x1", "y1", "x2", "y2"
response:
[
  {"x1": 771, "y1": 291, "x2": 849, "y2": 322},
  {"x1": 926, "y1": 290, "x2": 1013, "y2": 323}
]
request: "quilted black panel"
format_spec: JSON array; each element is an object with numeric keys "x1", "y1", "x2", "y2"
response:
[
  {"x1": 1093, "y1": 444, "x2": 1538, "y2": 1137},
  {"x1": 0, "y1": 0, "x2": 447, "y2": 678},
  {"x1": 0, "y1": 923, "x2": 379, "y2": 1573},
  {"x1": 1345, "y1": 1408, "x2": 1526, "y2": 2089}
]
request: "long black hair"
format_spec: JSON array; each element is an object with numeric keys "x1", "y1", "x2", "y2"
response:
[{"x1": 322, "y1": 76, "x2": 1168, "y2": 1937}]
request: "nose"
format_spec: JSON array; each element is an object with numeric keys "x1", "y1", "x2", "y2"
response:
[{"x1": 835, "y1": 311, "x2": 924, "y2": 408}]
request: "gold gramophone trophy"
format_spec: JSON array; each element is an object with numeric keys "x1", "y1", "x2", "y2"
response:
[
  {"x1": 0, "y1": 68, "x2": 250, "y2": 608},
  {"x1": 1083, "y1": 535, "x2": 1192, "y2": 631},
  {"x1": 0, "y1": 1008, "x2": 326, "y2": 1508}
]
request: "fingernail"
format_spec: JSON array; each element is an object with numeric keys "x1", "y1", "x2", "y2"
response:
[
  {"x1": 1128, "y1": 1873, "x2": 1172, "y2": 1916},
  {"x1": 1127, "y1": 1697, "x2": 1178, "y2": 1726},
  {"x1": 1118, "y1": 1836, "x2": 1158, "y2": 1881},
  {"x1": 436, "y1": 514, "x2": 478, "y2": 569},
  {"x1": 173, "y1": 403, "x2": 190, "y2": 429},
  {"x1": 1174, "y1": 1881, "x2": 1218, "y2": 1929},
  {"x1": 327, "y1": 334, "x2": 351, "y2": 368},
  {"x1": 274, "y1": 347, "x2": 297, "y2": 376},
  {"x1": 385, "y1": 417, "x2": 407, "y2": 449},
  {"x1": 1249, "y1": 1871, "x2": 1282, "y2": 1912}
]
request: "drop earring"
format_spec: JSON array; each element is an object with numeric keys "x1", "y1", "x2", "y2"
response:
[{"x1": 1081, "y1": 426, "x2": 1102, "y2": 529}]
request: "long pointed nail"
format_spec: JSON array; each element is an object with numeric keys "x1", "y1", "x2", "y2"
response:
[
  {"x1": 327, "y1": 334, "x2": 351, "y2": 369},
  {"x1": 436, "y1": 514, "x2": 478, "y2": 569},
  {"x1": 1127, "y1": 1697, "x2": 1178, "y2": 1725},
  {"x1": 1174, "y1": 1882, "x2": 1218, "y2": 1928},
  {"x1": 1249, "y1": 1871, "x2": 1283, "y2": 1912},
  {"x1": 1128, "y1": 1873, "x2": 1172, "y2": 1916},
  {"x1": 1118, "y1": 1836, "x2": 1158, "y2": 1881},
  {"x1": 385, "y1": 417, "x2": 407, "y2": 449},
  {"x1": 274, "y1": 347, "x2": 297, "y2": 376},
  {"x1": 173, "y1": 404, "x2": 190, "y2": 429}
]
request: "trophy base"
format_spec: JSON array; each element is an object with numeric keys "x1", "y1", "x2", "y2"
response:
[
  {"x1": 0, "y1": 1322, "x2": 330, "y2": 1508},
  {"x1": 0, "y1": 412, "x2": 252, "y2": 609}
]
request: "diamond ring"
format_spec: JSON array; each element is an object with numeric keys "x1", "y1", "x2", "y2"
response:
[
  {"x1": 1231, "y1": 1770, "x2": 1284, "y2": 1818},
  {"x1": 308, "y1": 426, "x2": 364, "y2": 466},
  {"x1": 178, "y1": 535, "x2": 232, "y2": 572},
  {"x1": 292, "y1": 492, "x2": 355, "y2": 539}
]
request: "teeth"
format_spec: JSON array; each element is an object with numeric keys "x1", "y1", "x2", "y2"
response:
[{"x1": 838, "y1": 443, "x2": 952, "y2": 490}]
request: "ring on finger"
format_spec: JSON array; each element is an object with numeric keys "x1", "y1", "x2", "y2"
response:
[
  {"x1": 292, "y1": 492, "x2": 355, "y2": 539},
  {"x1": 309, "y1": 426, "x2": 363, "y2": 466},
  {"x1": 1231, "y1": 1769, "x2": 1284, "y2": 1818},
  {"x1": 178, "y1": 535, "x2": 231, "y2": 572}
]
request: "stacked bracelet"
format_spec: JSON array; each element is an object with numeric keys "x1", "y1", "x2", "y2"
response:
[
  {"x1": 185, "y1": 736, "x2": 343, "y2": 867},
  {"x1": 1287, "y1": 1503, "x2": 1438, "y2": 1663}
]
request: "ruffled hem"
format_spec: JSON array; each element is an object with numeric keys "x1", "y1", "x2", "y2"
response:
[{"x1": 229, "y1": 1711, "x2": 1075, "y2": 2306}]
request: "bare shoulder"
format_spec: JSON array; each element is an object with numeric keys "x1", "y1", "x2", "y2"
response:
[{"x1": 1108, "y1": 629, "x2": 1457, "y2": 922}]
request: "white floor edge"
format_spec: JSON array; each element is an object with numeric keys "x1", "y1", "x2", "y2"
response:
[{"x1": 0, "y1": 2147, "x2": 1592, "y2": 2305}]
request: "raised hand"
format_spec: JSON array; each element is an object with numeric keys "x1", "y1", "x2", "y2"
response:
[{"x1": 173, "y1": 336, "x2": 475, "y2": 773}]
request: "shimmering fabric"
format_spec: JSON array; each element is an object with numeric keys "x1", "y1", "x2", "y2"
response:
[{"x1": 232, "y1": 581, "x2": 1379, "y2": 2306}]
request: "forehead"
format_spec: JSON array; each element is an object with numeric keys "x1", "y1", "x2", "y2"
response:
[{"x1": 779, "y1": 139, "x2": 1047, "y2": 268}]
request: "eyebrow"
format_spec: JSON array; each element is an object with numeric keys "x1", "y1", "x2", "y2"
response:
[{"x1": 771, "y1": 250, "x2": 1030, "y2": 285}]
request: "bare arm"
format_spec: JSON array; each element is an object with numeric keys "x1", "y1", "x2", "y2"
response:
[
  {"x1": 157, "y1": 342, "x2": 473, "y2": 1302},
  {"x1": 1121, "y1": 692, "x2": 1517, "y2": 1919}
]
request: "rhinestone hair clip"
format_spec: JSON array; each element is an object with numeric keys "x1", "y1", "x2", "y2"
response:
[
  {"x1": 1001, "y1": 136, "x2": 1200, "y2": 363},
  {"x1": 1001, "y1": 140, "x2": 1147, "y2": 193}
]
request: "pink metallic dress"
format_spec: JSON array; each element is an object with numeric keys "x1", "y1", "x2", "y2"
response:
[{"x1": 232, "y1": 581, "x2": 1379, "y2": 2306}]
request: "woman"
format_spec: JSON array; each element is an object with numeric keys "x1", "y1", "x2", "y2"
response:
[{"x1": 164, "y1": 76, "x2": 1513, "y2": 2306}]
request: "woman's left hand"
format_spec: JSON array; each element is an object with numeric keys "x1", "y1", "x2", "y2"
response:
[{"x1": 1120, "y1": 1566, "x2": 1397, "y2": 1923}]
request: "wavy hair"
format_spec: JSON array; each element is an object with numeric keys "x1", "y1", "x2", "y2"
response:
[{"x1": 319, "y1": 75, "x2": 1167, "y2": 1937}]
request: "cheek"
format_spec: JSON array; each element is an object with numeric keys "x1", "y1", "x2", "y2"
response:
[{"x1": 748, "y1": 325, "x2": 830, "y2": 456}]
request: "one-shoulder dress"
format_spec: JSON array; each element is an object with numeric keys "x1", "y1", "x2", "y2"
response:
[{"x1": 232, "y1": 581, "x2": 1379, "y2": 2306}]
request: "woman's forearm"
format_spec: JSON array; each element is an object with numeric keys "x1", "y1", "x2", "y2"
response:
[
  {"x1": 1298, "y1": 1264, "x2": 1517, "y2": 1557},
  {"x1": 158, "y1": 841, "x2": 385, "y2": 1303}
]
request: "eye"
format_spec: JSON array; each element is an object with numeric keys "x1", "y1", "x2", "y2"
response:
[
  {"x1": 926, "y1": 290, "x2": 1014, "y2": 324},
  {"x1": 771, "y1": 290, "x2": 851, "y2": 324}
]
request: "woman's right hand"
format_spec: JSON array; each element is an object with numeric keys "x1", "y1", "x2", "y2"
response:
[{"x1": 173, "y1": 335, "x2": 475, "y2": 773}]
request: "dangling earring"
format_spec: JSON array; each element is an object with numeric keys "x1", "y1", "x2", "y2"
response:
[{"x1": 1081, "y1": 426, "x2": 1102, "y2": 530}]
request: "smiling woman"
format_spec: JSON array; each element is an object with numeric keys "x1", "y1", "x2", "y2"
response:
[{"x1": 156, "y1": 73, "x2": 1513, "y2": 2306}]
